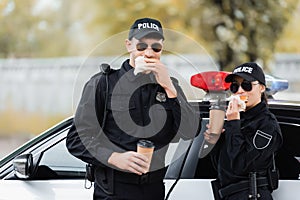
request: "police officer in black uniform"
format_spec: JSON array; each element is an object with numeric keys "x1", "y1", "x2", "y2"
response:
[
  {"x1": 66, "y1": 18, "x2": 199, "y2": 200},
  {"x1": 205, "y1": 62, "x2": 282, "y2": 200}
]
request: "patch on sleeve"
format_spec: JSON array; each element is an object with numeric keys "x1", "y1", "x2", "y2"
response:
[{"x1": 253, "y1": 130, "x2": 272, "y2": 149}]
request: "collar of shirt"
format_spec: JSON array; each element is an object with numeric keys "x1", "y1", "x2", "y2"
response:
[{"x1": 240, "y1": 101, "x2": 267, "y2": 120}]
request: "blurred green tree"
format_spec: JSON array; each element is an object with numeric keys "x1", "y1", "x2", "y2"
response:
[
  {"x1": 184, "y1": 0, "x2": 298, "y2": 71},
  {"x1": 0, "y1": 0, "x2": 71, "y2": 57},
  {"x1": 0, "y1": 0, "x2": 37, "y2": 57},
  {"x1": 85, "y1": 1, "x2": 192, "y2": 41},
  {"x1": 0, "y1": 0, "x2": 299, "y2": 68}
]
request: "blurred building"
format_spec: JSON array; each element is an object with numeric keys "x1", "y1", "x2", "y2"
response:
[{"x1": 0, "y1": 54, "x2": 299, "y2": 115}]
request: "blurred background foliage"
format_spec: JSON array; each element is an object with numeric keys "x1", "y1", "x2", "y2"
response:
[{"x1": 1, "y1": 0, "x2": 299, "y2": 69}]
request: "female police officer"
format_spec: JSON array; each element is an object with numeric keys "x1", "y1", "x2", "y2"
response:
[
  {"x1": 205, "y1": 62, "x2": 282, "y2": 200},
  {"x1": 66, "y1": 18, "x2": 199, "y2": 200}
]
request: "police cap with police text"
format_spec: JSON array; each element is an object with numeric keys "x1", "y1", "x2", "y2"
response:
[
  {"x1": 225, "y1": 62, "x2": 266, "y2": 86},
  {"x1": 128, "y1": 18, "x2": 164, "y2": 40}
]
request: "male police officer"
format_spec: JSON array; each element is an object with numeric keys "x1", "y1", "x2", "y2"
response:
[{"x1": 66, "y1": 18, "x2": 199, "y2": 200}]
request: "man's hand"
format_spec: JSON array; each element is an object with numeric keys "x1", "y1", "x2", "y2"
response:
[
  {"x1": 144, "y1": 58, "x2": 177, "y2": 98},
  {"x1": 108, "y1": 151, "x2": 149, "y2": 175}
]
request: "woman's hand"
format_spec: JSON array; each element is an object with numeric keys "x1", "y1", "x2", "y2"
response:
[
  {"x1": 204, "y1": 124, "x2": 224, "y2": 144},
  {"x1": 226, "y1": 98, "x2": 240, "y2": 121}
]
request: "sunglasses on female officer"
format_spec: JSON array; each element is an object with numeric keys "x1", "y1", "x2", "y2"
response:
[
  {"x1": 230, "y1": 81, "x2": 259, "y2": 93},
  {"x1": 136, "y1": 42, "x2": 163, "y2": 53}
]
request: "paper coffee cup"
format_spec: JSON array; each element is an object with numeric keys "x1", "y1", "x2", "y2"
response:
[
  {"x1": 209, "y1": 109, "x2": 225, "y2": 135},
  {"x1": 137, "y1": 140, "x2": 155, "y2": 172}
]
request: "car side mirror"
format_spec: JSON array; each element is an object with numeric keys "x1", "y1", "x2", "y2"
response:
[{"x1": 12, "y1": 154, "x2": 33, "y2": 179}]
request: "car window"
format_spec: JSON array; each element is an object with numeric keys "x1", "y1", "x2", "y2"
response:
[{"x1": 37, "y1": 137, "x2": 86, "y2": 179}]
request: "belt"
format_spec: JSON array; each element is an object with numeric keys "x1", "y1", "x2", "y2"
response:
[
  {"x1": 113, "y1": 168, "x2": 166, "y2": 185},
  {"x1": 219, "y1": 177, "x2": 269, "y2": 198}
]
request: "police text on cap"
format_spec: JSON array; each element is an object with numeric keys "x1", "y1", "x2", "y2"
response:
[
  {"x1": 233, "y1": 66, "x2": 253, "y2": 74},
  {"x1": 137, "y1": 23, "x2": 159, "y2": 31}
]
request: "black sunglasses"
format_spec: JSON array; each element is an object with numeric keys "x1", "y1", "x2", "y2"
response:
[
  {"x1": 136, "y1": 42, "x2": 162, "y2": 53},
  {"x1": 230, "y1": 81, "x2": 259, "y2": 93}
]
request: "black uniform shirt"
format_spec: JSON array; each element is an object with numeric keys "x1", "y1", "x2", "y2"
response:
[
  {"x1": 212, "y1": 101, "x2": 282, "y2": 187},
  {"x1": 103, "y1": 60, "x2": 187, "y2": 169}
]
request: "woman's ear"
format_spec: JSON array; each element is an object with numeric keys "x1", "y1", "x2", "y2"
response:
[{"x1": 260, "y1": 84, "x2": 266, "y2": 93}]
